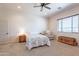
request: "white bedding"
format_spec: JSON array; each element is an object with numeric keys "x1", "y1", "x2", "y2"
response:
[{"x1": 26, "y1": 34, "x2": 50, "y2": 50}]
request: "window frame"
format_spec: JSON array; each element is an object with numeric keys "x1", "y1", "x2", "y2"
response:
[{"x1": 58, "y1": 14, "x2": 79, "y2": 33}]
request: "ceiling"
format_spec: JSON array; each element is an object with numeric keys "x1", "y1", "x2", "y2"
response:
[{"x1": 0, "y1": 3, "x2": 78, "y2": 18}]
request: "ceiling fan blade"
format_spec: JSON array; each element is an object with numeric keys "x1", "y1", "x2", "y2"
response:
[
  {"x1": 33, "y1": 5, "x2": 41, "y2": 7},
  {"x1": 44, "y1": 6, "x2": 51, "y2": 9},
  {"x1": 45, "y1": 3, "x2": 50, "y2": 5}
]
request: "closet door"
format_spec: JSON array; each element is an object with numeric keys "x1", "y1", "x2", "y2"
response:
[{"x1": 0, "y1": 18, "x2": 8, "y2": 41}]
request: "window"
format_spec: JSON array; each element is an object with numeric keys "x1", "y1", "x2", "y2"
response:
[
  {"x1": 58, "y1": 20, "x2": 62, "y2": 32},
  {"x1": 73, "y1": 15, "x2": 79, "y2": 32},
  {"x1": 58, "y1": 14, "x2": 79, "y2": 33}
]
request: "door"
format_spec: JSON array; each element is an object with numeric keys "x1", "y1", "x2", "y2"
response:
[{"x1": 0, "y1": 18, "x2": 8, "y2": 42}]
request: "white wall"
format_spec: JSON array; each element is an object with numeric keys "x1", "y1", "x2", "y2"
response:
[
  {"x1": 48, "y1": 5, "x2": 79, "y2": 43},
  {"x1": 0, "y1": 7, "x2": 48, "y2": 43},
  {"x1": 8, "y1": 14, "x2": 47, "y2": 36}
]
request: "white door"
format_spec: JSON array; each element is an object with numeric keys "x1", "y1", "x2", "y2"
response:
[{"x1": 0, "y1": 18, "x2": 8, "y2": 41}]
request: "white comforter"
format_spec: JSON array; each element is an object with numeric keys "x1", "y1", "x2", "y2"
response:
[{"x1": 26, "y1": 34, "x2": 50, "y2": 50}]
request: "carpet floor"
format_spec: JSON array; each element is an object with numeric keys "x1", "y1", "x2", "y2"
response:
[{"x1": 0, "y1": 40, "x2": 79, "y2": 56}]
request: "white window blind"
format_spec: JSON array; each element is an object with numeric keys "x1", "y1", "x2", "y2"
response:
[{"x1": 58, "y1": 14, "x2": 79, "y2": 33}]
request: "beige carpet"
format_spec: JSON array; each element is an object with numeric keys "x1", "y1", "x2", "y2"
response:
[{"x1": 0, "y1": 40, "x2": 79, "y2": 56}]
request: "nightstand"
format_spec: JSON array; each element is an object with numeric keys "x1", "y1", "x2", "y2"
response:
[{"x1": 19, "y1": 35, "x2": 26, "y2": 43}]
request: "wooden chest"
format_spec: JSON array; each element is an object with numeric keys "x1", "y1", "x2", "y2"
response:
[{"x1": 58, "y1": 36, "x2": 78, "y2": 46}]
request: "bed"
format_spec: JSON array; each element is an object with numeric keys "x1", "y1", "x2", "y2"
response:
[{"x1": 26, "y1": 34, "x2": 50, "y2": 50}]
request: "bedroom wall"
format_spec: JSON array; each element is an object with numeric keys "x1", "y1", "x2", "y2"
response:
[
  {"x1": 0, "y1": 13, "x2": 8, "y2": 42},
  {"x1": 0, "y1": 8, "x2": 48, "y2": 43},
  {"x1": 7, "y1": 14, "x2": 47, "y2": 43},
  {"x1": 8, "y1": 14, "x2": 47, "y2": 36},
  {"x1": 48, "y1": 5, "x2": 79, "y2": 43}
]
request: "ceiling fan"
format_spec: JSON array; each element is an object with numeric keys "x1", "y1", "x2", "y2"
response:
[{"x1": 33, "y1": 3, "x2": 51, "y2": 11}]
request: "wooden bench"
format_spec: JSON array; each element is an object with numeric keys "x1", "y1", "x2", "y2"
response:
[{"x1": 58, "y1": 36, "x2": 78, "y2": 46}]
